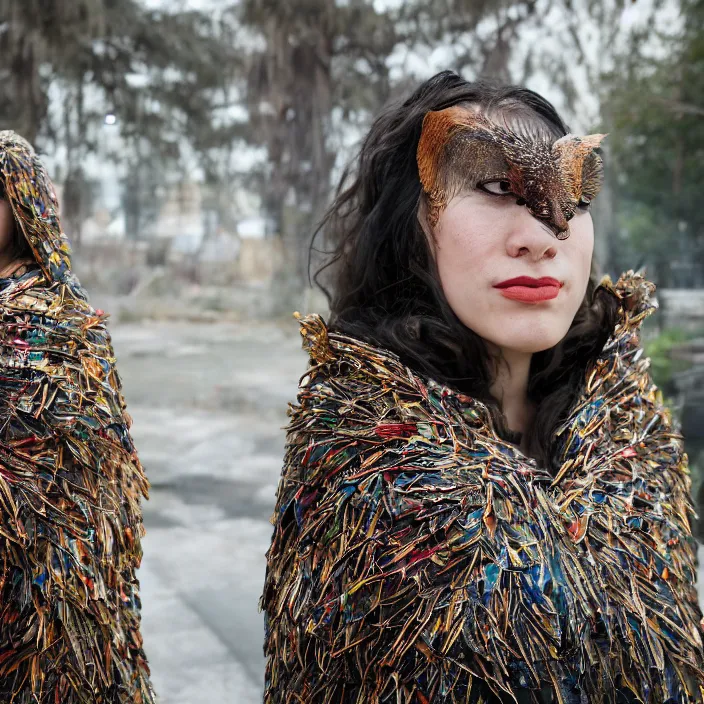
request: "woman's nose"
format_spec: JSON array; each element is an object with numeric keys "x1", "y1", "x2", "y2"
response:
[{"x1": 505, "y1": 210, "x2": 559, "y2": 261}]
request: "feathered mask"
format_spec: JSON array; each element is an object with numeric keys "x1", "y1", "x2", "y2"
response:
[{"x1": 417, "y1": 106, "x2": 606, "y2": 239}]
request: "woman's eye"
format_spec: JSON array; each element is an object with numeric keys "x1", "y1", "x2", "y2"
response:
[
  {"x1": 577, "y1": 197, "x2": 592, "y2": 211},
  {"x1": 478, "y1": 180, "x2": 513, "y2": 196}
]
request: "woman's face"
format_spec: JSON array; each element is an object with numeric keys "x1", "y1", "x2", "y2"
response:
[
  {"x1": 426, "y1": 185, "x2": 594, "y2": 354},
  {"x1": 0, "y1": 199, "x2": 15, "y2": 255}
]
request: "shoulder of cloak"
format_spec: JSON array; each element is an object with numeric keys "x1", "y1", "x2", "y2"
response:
[
  {"x1": 286, "y1": 313, "x2": 422, "y2": 486},
  {"x1": 0, "y1": 275, "x2": 135, "y2": 457},
  {"x1": 584, "y1": 270, "x2": 664, "y2": 403},
  {"x1": 294, "y1": 310, "x2": 411, "y2": 380},
  {"x1": 597, "y1": 269, "x2": 658, "y2": 331},
  {"x1": 1, "y1": 278, "x2": 114, "y2": 361},
  {"x1": 281, "y1": 311, "x2": 521, "y2": 508},
  {"x1": 289, "y1": 310, "x2": 480, "y2": 437},
  {"x1": 291, "y1": 310, "x2": 440, "y2": 414}
]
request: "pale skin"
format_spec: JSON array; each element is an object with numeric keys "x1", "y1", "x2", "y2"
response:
[
  {"x1": 0, "y1": 198, "x2": 32, "y2": 277},
  {"x1": 421, "y1": 181, "x2": 595, "y2": 449}
]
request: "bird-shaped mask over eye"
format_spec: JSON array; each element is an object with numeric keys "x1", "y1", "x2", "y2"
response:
[{"x1": 416, "y1": 106, "x2": 606, "y2": 239}]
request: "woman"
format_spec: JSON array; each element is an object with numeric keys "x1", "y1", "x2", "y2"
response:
[
  {"x1": 260, "y1": 72, "x2": 704, "y2": 703},
  {"x1": 0, "y1": 131, "x2": 155, "y2": 703}
]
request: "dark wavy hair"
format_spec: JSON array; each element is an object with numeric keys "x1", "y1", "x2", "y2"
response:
[{"x1": 313, "y1": 70, "x2": 619, "y2": 470}]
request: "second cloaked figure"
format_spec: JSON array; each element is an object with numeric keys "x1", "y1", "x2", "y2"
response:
[{"x1": 0, "y1": 132, "x2": 155, "y2": 702}]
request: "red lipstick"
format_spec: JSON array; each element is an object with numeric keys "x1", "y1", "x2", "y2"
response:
[{"x1": 493, "y1": 276, "x2": 562, "y2": 303}]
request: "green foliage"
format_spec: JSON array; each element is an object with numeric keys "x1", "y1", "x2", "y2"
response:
[
  {"x1": 600, "y1": 0, "x2": 704, "y2": 286},
  {"x1": 643, "y1": 326, "x2": 694, "y2": 396}
]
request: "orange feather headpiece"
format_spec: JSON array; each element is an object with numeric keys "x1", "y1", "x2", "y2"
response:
[{"x1": 417, "y1": 106, "x2": 606, "y2": 239}]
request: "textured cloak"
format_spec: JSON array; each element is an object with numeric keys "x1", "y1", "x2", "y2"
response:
[
  {"x1": 0, "y1": 132, "x2": 155, "y2": 702},
  {"x1": 261, "y1": 272, "x2": 704, "y2": 704}
]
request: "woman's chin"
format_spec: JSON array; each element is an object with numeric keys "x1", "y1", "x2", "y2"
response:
[{"x1": 482, "y1": 323, "x2": 568, "y2": 354}]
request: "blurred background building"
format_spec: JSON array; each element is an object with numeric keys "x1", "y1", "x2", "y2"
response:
[{"x1": 1, "y1": 0, "x2": 703, "y2": 701}]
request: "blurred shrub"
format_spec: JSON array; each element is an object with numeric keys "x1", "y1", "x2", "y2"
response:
[{"x1": 644, "y1": 326, "x2": 696, "y2": 399}]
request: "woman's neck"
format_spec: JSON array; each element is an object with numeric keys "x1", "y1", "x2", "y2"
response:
[{"x1": 488, "y1": 348, "x2": 535, "y2": 436}]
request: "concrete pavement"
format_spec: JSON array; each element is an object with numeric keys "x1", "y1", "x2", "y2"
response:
[{"x1": 110, "y1": 318, "x2": 305, "y2": 703}]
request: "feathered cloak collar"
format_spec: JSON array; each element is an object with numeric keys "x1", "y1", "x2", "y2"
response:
[{"x1": 262, "y1": 271, "x2": 704, "y2": 704}]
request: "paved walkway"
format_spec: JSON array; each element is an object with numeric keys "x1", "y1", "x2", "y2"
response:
[{"x1": 111, "y1": 318, "x2": 304, "y2": 703}]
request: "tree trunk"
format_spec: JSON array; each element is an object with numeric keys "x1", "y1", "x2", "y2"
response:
[{"x1": 2, "y1": 30, "x2": 46, "y2": 144}]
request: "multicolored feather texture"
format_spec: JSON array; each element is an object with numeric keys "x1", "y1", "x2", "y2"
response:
[
  {"x1": 0, "y1": 131, "x2": 155, "y2": 703},
  {"x1": 261, "y1": 272, "x2": 704, "y2": 704}
]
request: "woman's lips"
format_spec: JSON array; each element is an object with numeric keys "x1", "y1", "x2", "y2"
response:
[
  {"x1": 498, "y1": 285, "x2": 560, "y2": 302},
  {"x1": 493, "y1": 276, "x2": 563, "y2": 303}
]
